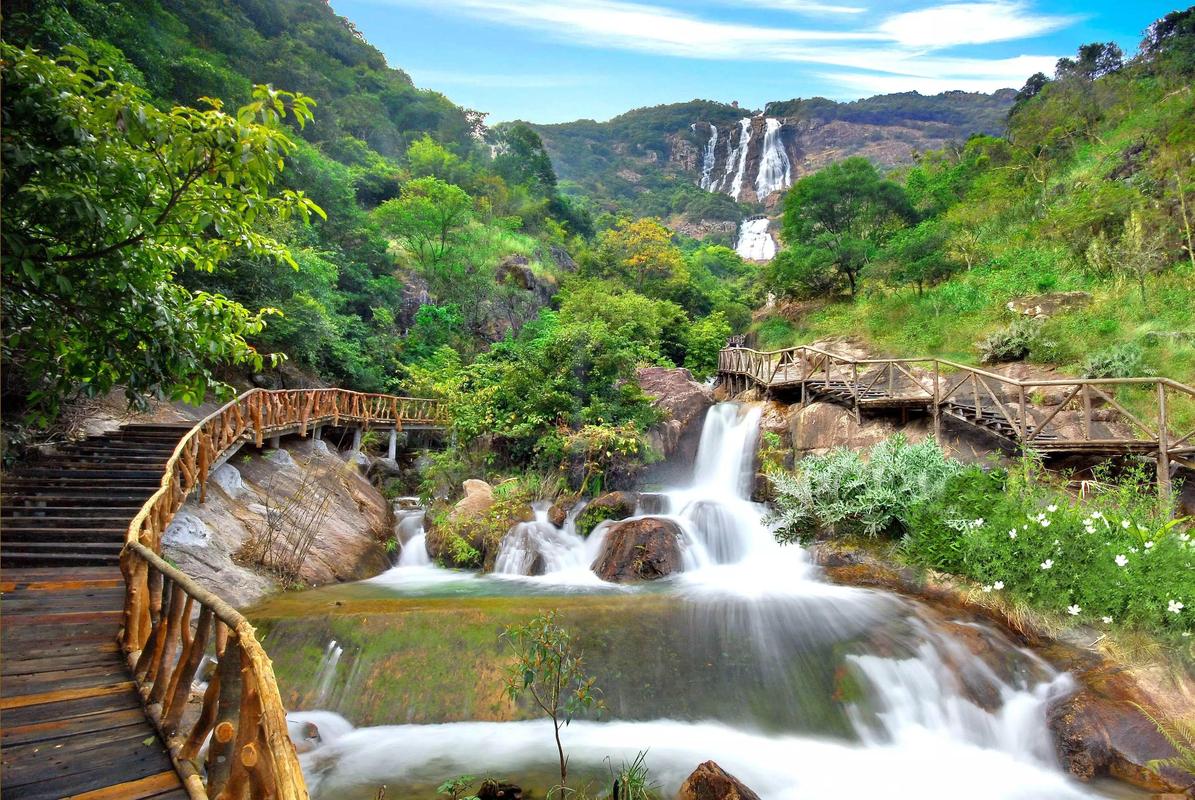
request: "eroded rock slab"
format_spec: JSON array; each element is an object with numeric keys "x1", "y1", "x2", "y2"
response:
[
  {"x1": 591, "y1": 517, "x2": 683, "y2": 582},
  {"x1": 678, "y1": 761, "x2": 761, "y2": 800}
]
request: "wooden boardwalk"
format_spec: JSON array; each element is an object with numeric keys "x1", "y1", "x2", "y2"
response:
[
  {"x1": 718, "y1": 344, "x2": 1195, "y2": 498},
  {"x1": 2, "y1": 424, "x2": 191, "y2": 799}
]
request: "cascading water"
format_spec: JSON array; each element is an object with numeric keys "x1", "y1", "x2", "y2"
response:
[
  {"x1": 754, "y1": 118, "x2": 791, "y2": 200},
  {"x1": 725, "y1": 117, "x2": 752, "y2": 200},
  {"x1": 734, "y1": 217, "x2": 776, "y2": 261},
  {"x1": 695, "y1": 122, "x2": 718, "y2": 191},
  {"x1": 266, "y1": 403, "x2": 1110, "y2": 799}
]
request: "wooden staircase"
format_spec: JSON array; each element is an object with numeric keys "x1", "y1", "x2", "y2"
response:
[{"x1": 1, "y1": 423, "x2": 193, "y2": 799}]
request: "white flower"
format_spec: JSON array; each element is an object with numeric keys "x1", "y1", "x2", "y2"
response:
[
  {"x1": 1183, "y1": 632, "x2": 1192, "y2": 638},
  {"x1": 1022, "y1": 524, "x2": 1029, "y2": 530},
  {"x1": 1084, "y1": 526, "x2": 1095, "y2": 535},
  {"x1": 1121, "y1": 519, "x2": 1131, "y2": 529},
  {"x1": 1180, "y1": 533, "x2": 1190, "y2": 542},
  {"x1": 993, "y1": 581, "x2": 1004, "y2": 590},
  {"x1": 1091, "y1": 511, "x2": 1102, "y2": 518},
  {"x1": 1115, "y1": 554, "x2": 1128, "y2": 567},
  {"x1": 974, "y1": 518, "x2": 984, "y2": 527},
  {"x1": 1053, "y1": 539, "x2": 1060, "y2": 546},
  {"x1": 1168, "y1": 600, "x2": 1185, "y2": 614},
  {"x1": 1047, "y1": 504, "x2": 1058, "y2": 513},
  {"x1": 1040, "y1": 559, "x2": 1054, "y2": 570},
  {"x1": 1041, "y1": 519, "x2": 1052, "y2": 528},
  {"x1": 982, "y1": 585, "x2": 993, "y2": 593},
  {"x1": 1136, "y1": 524, "x2": 1147, "y2": 532},
  {"x1": 1129, "y1": 547, "x2": 1138, "y2": 554},
  {"x1": 1009, "y1": 530, "x2": 1018, "y2": 539},
  {"x1": 1067, "y1": 604, "x2": 1081, "y2": 616},
  {"x1": 1144, "y1": 541, "x2": 1154, "y2": 550},
  {"x1": 1101, "y1": 616, "x2": 1112, "y2": 624}
]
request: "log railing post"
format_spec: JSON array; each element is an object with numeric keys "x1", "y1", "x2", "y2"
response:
[
  {"x1": 1158, "y1": 382, "x2": 1171, "y2": 513},
  {"x1": 932, "y1": 361, "x2": 941, "y2": 442}
]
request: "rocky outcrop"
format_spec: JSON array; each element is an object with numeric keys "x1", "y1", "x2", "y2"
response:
[
  {"x1": 677, "y1": 761, "x2": 761, "y2": 800},
  {"x1": 592, "y1": 517, "x2": 684, "y2": 582},
  {"x1": 425, "y1": 480, "x2": 536, "y2": 569},
  {"x1": 1007, "y1": 291, "x2": 1092, "y2": 319},
  {"x1": 575, "y1": 491, "x2": 638, "y2": 538},
  {"x1": 162, "y1": 438, "x2": 391, "y2": 607},
  {"x1": 637, "y1": 367, "x2": 714, "y2": 464}
]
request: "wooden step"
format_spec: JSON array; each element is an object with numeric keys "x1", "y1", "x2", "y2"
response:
[
  {"x1": 0, "y1": 549, "x2": 123, "y2": 568},
  {"x1": 2, "y1": 506, "x2": 144, "y2": 518},
  {"x1": 15, "y1": 468, "x2": 164, "y2": 479},
  {"x1": 0, "y1": 528, "x2": 127, "y2": 542},
  {"x1": 1, "y1": 494, "x2": 154, "y2": 506},
  {"x1": 1, "y1": 514, "x2": 133, "y2": 527}
]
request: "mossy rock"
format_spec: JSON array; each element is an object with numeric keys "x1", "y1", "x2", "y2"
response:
[{"x1": 576, "y1": 491, "x2": 638, "y2": 538}]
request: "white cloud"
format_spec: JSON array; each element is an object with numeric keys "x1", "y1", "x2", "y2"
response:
[
  {"x1": 384, "y1": 0, "x2": 1071, "y2": 94},
  {"x1": 877, "y1": 2, "x2": 1077, "y2": 48},
  {"x1": 727, "y1": 0, "x2": 867, "y2": 14}
]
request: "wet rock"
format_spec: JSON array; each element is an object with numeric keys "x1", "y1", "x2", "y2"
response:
[
  {"x1": 677, "y1": 761, "x2": 761, "y2": 800},
  {"x1": 1047, "y1": 676, "x2": 1192, "y2": 793},
  {"x1": 576, "y1": 491, "x2": 638, "y2": 538},
  {"x1": 1006, "y1": 291, "x2": 1091, "y2": 319},
  {"x1": 591, "y1": 517, "x2": 683, "y2": 582},
  {"x1": 367, "y1": 457, "x2": 403, "y2": 484},
  {"x1": 637, "y1": 367, "x2": 714, "y2": 464},
  {"x1": 547, "y1": 502, "x2": 569, "y2": 528},
  {"x1": 454, "y1": 479, "x2": 495, "y2": 520},
  {"x1": 212, "y1": 464, "x2": 246, "y2": 499},
  {"x1": 477, "y1": 780, "x2": 523, "y2": 800}
]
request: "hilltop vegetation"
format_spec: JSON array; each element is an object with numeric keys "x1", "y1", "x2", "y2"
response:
[{"x1": 757, "y1": 14, "x2": 1195, "y2": 415}]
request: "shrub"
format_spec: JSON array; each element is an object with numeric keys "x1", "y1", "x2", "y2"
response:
[
  {"x1": 903, "y1": 464, "x2": 1193, "y2": 638},
  {"x1": 1082, "y1": 342, "x2": 1155, "y2": 378},
  {"x1": 977, "y1": 317, "x2": 1051, "y2": 363},
  {"x1": 768, "y1": 435, "x2": 963, "y2": 542}
]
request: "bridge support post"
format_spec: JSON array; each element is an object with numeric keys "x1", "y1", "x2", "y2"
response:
[
  {"x1": 388, "y1": 427, "x2": 398, "y2": 461},
  {"x1": 313, "y1": 426, "x2": 322, "y2": 441},
  {"x1": 932, "y1": 362, "x2": 940, "y2": 443},
  {"x1": 352, "y1": 426, "x2": 362, "y2": 453},
  {"x1": 1157, "y1": 384, "x2": 1172, "y2": 514},
  {"x1": 269, "y1": 435, "x2": 280, "y2": 449}
]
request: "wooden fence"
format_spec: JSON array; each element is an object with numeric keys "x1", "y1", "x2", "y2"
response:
[
  {"x1": 719, "y1": 344, "x2": 1195, "y2": 501},
  {"x1": 119, "y1": 388, "x2": 447, "y2": 799}
]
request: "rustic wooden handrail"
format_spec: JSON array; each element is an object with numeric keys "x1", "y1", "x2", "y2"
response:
[
  {"x1": 719, "y1": 344, "x2": 1195, "y2": 503},
  {"x1": 119, "y1": 388, "x2": 448, "y2": 799}
]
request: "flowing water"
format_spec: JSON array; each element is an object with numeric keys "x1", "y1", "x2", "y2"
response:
[
  {"x1": 695, "y1": 122, "x2": 719, "y2": 191},
  {"x1": 754, "y1": 118, "x2": 791, "y2": 200},
  {"x1": 250, "y1": 404, "x2": 1138, "y2": 800},
  {"x1": 735, "y1": 218, "x2": 776, "y2": 261},
  {"x1": 726, "y1": 118, "x2": 753, "y2": 200}
]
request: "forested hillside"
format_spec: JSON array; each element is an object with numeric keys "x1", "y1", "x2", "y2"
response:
[
  {"x1": 755, "y1": 20, "x2": 1195, "y2": 416},
  {"x1": 528, "y1": 90, "x2": 1015, "y2": 232}
]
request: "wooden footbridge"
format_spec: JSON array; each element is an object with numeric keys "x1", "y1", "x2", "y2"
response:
[
  {"x1": 1, "y1": 389, "x2": 446, "y2": 799},
  {"x1": 718, "y1": 344, "x2": 1195, "y2": 499}
]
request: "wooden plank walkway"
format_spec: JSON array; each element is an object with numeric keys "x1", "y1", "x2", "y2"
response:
[{"x1": 2, "y1": 424, "x2": 192, "y2": 799}]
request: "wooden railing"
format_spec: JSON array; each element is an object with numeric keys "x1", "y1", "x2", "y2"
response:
[
  {"x1": 719, "y1": 344, "x2": 1195, "y2": 500},
  {"x1": 119, "y1": 388, "x2": 448, "y2": 799}
]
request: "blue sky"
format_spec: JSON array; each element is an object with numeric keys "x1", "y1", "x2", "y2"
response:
[{"x1": 331, "y1": 0, "x2": 1182, "y2": 123}]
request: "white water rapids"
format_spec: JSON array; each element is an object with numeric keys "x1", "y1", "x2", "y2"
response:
[
  {"x1": 735, "y1": 217, "x2": 776, "y2": 261},
  {"x1": 285, "y1": 404, "x2": 1109, "y2": 800}
]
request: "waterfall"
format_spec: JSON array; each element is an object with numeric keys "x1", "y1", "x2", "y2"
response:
[
  {"x1": 313, "y1": 640, "x2": 343, "y2": 706},
  {"x1": 754, "y1": 118, "x2": 791, "y2": 200},
  {"x1": 734, "y1": 218, "x2": 776, "y2": 261},
  {"x1": 727, "y1": 118, "x2": 752, "y2": 201},
  {"x1": 697, "y1": 122, "x2": 718, "y2": 191}
]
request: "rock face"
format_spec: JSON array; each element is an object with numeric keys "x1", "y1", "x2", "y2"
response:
[
  {"x1": 575, "y1": 491, "x2": 638, "y2": 538},
  {"x1": 591, "y1": 517, "x2": 683, "y2": 582},
  {"x1": 455, "y1": 479, "x2": 496, "y2": 519},
  {"x1": 637, "y1": 366, "x2": 714, "y2": 469},
  {"x1": 163, "y1": 438, "x2": 392, "y2": 607},
  {"x1": 1007, "y1": 291, "x2": 1092, "y2": 319},
  {"x1": 677, "y1": 761, "x2": 761, "y2": 800}
]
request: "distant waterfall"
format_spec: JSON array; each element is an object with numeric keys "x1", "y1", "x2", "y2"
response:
[
  {"x1": 697, "y1": 122, "x2": 718, "y2": 191},
  {"x1": 735, "y1": 218, "x2": 776, "y2": 261},
  {"x1": 754, "y1": 118, "x2": 791, "y2": 200},
  {"x1": 727, "y1": 118, "x2": 752, "y2": 200}
]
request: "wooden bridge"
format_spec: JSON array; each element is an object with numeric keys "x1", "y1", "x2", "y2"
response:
[
  {"x1": 718, "y1": 344, "x2": 1195, "y2": 500},
  {"x1": 1, "y1": 389, "x2": 447, "y2": 799}
]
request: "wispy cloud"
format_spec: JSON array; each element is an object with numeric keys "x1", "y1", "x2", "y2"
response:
[
  {"x1": 726, "y1": 0, "x2": 867, "y2": 14},
  {"x1": 877, "y1": 1, "x2": 1078, "y2": 48},
  {"x1": 386, "y1": 0, "x2": 1074, "y2": 94}
]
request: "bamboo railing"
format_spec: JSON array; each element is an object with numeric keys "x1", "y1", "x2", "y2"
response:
[
  {"x1": 719, "y1": 344, "x2": 1195, "y2": 501},
  {"x1": 119, "y1": 388, "x2": 447, "y2": 799}
]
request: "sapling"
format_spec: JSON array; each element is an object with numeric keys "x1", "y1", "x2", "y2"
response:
[{"x1": 502, "y1": 611, "x2": 604, "y2": 798}]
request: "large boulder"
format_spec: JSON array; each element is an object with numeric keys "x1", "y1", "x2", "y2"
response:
[
  {"x1": 636, "y1": 367, "x2": 714, "y2": 466},
  {"x1": 1007, "y1": 291, "x2": 1091, "y2": 319},
  {"x1": 575, "y1": 491, "x2": 638, "y2": 538},
  {"x1": 591, "y1": 517, "x2": 683, "y2": 582},
  {"x1": 454, "y1": 479, "x2": 495, "y2": 519},
  {"x1": 677, "y1": 761, "x2": 760, "y2": 800}
]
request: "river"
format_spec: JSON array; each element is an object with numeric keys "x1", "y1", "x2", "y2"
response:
[{"x1": 248, "y1": 404, "x2": 1142, "y2": 799}]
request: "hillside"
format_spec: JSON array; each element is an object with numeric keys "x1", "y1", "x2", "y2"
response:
[{"x1": 528, "y1": 90, "x2": 1016, "y2": 239}]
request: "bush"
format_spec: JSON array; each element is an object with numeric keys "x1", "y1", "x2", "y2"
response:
[
  {"x1": 768, "y1": 435, "x2": 963, "y2": 542},
  {"x1": 977, "y1": 317, "x2": 1053, "y2": 363},
  {"x1": 903, "y1": 464, "x2": 1193, "y2": 638},
  {"x1": 1082, "y1": 342, "x2": 1155, "y2": 378}
]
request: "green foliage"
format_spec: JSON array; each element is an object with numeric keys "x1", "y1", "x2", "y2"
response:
[
  {"x1": 779, "y1": 157, "x2": 914, "y2": 296},
  {"x1": 437, "y1": 776, "x2": 480, "y2": 800},
  {"x1": 1081, "y1": 343, "x2": 1154, "y2": 379},
  {"x1": 768, "y1": 435, "x2": 963, "y2": 542},
  {"x1": 503, "y1": 611, "x2": 605, "y2": 798},
  {"x1": 0, "y1": 45, "x2": 322, "y2": 422},
  {"x1": 977, "y1": 317, "x2": 1049, "y2": 364},
  {"x1": 1134, "y1": 703, "x2": 1195, "y2": 780},
  {"x1": 902, "y1": 462, "x2": 1193, "y2": 638},
  {"x1": 607, "y1": 751, "x2": 660, "y2": 800},
  {"x1": 683, "y1": 311, "x2": 732, "y2": 380}
]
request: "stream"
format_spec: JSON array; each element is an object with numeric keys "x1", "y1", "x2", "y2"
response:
[{"x1": 249, "y1": 404, "x2": 1142, "y2": 799}]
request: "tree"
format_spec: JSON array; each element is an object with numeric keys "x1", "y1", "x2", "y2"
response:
[
  {"x1": 373, "y1": 177, "x2": 472, "y2": 270},
  {"x1": 1140, "y1": 7, "x2": 1195, "y2": 75},
  {"x1": 1055, "y1": 42, "x2": 1123, "y2": 80},
  {"x1": 683, "y1": 311, "x2": 731, "y2": 380},
  {"x1": 1, "y1": 45, "x2": 324, "y2": 423},
  {"x1": 406, "y1": 133, "x2": 465, "y2": 183},
  {"x1": 494, "y1": 123, "x2": 557, "y2": 195},
  {"x1": 502, "y1": 612, "x2": 604, "y2": 799},
  {"x1": 584, "y1": 218, "x2": 691, "y2": 301},
  {"x1": 1010, "y1": 72, "x2": 1050, "y2": 116},
  {"x1": 779, "y1": 157, "x2": 914, "y2": 296},
  {"x1": 873, "y1": 220, "x2": 961, "y2": 295}
]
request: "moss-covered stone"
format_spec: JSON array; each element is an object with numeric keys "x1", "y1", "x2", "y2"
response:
[{"x1": 575, "y1": 491, "x2": 637, "y2": 538}]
